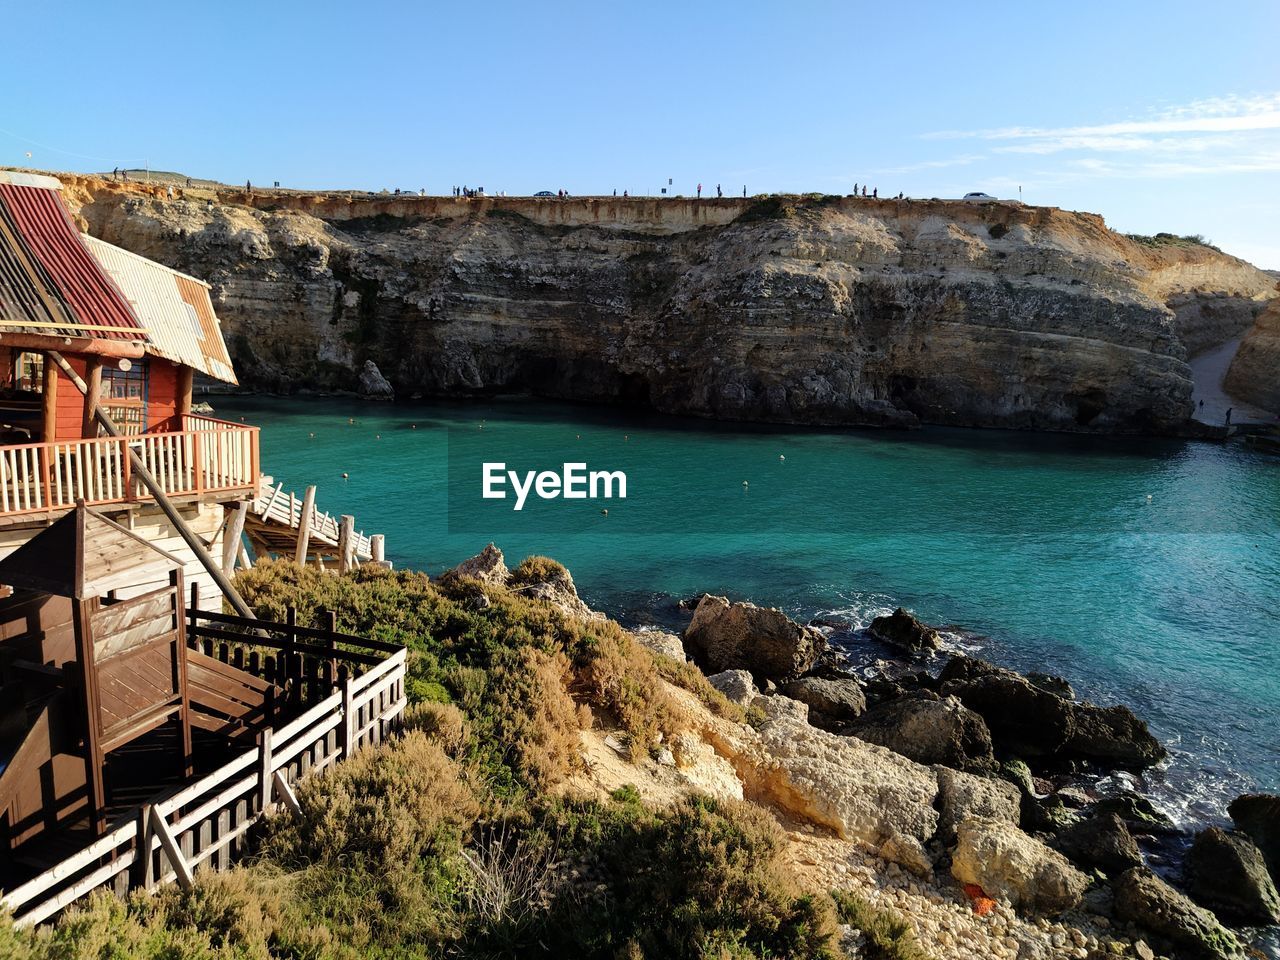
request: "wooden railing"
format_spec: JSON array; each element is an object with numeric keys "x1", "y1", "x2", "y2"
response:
[
  {"x1": 0, "y1": 619, "x2": 406, "y2": 928},
  {"x1": 0, "y1": 420, "x2": 259, "y2": 517}
]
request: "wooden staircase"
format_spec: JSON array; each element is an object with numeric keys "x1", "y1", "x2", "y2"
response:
[{"x1": 241, "y1": 478, "x2": 385, "y2": 570}]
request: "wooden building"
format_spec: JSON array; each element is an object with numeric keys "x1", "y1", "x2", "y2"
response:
[{"x1": 0, "y1": 171, "x2": 256, "y2": 606}]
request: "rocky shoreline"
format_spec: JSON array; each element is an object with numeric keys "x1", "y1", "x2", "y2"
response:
[{"x1": 626, "y1": 590, "x2": 1279, "y2": 959}]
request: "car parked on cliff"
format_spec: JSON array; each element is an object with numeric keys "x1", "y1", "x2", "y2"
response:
[
  {"x1": 533, "y1": 191, "x2": 555, "y2": 197},
  {"x1": 963, "y1": 192, "x2": 997, "y2": 202}
]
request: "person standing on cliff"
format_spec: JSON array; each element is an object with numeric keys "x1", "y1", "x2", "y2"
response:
[
  {"x1": 717, "y1": 184, "x2": 722, "y2": 197},
  {"x1": 873, "y1": 187, "x2": 877, "y2": 198},
  {"x1": 743, "y1": 185, "x2": 747, "y2": 197},
  {"x1": 1225, "y1": 407, "x2": 1233, "y2": 425},
  {"x1": 697, "y1": 183, "x2": 702, "y2": 198}
]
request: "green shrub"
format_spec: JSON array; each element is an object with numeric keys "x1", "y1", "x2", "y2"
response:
[{"x1": 832, "y1": 890, "x2": 932, "y2": 960}]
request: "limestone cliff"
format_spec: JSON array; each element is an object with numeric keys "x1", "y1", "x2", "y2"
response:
[
  {"x1": 1225, "y1": 300, "x2": 1280, "y2": 414},
  {"x1": 52, "y1": 173, "x2": 1277, "y2": 434}
]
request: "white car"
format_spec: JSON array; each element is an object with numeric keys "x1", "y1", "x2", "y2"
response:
[{"x1": 963, "y1": 192, "x2": 997, "y2": 202}]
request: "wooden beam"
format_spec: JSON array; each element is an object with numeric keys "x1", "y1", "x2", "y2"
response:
[
  {"x1": 294, "y1": 486, "x2": 316, "y2": 566},
  {"x1": 81, "y1": 359, "x2": 102, "y2": 439},
  {"x1": 272, "y1": 770, "x2": 302, "y2": 817},
  {"x1": 338, "y1": 515, "x2": 355, "y2": 574},
  {"x1": 150, "y1": 809, "x2": 193, "y2": 890},
  {"x1": 40, "y1": 351, "x2": 57, "y2": 442},
  {"x1": 222, "y1": 502, "x2": 248, "y2": 574},
  {"x1": 237, "y1": 543, "x2": 252, "y2": 571},
  {"x1": 176, "y1": 366, "x2": 194, "y2": 418},
  {"x1": 46, "y1": 351, "x2": 259, "y2": 623}
]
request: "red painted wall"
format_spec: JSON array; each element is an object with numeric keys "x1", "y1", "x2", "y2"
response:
[
  {"x1": 47, "y1": 355, "x2": 183, "y2": 441},
  {"x1": 146, "y1": 360, "x2": 180, "y2": 432}
]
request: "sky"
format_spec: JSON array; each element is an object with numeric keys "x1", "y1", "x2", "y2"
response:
[{"x1": 3, "y1": 0, "x2": 1279, "y2": 267}]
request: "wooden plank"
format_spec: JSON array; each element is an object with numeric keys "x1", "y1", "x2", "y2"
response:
[
  {"x1": 91, "y1": 588, "x2": 173, "y2": 638},
  {"x1": 222, "y1": 502, "x2": 247, "y2": 574},
  {"x1": 151, "y1": 809, "x2": 194, "y2": 890},
  {"x1": 273, "y1": 770, "x2": 302, "y2": 817},
  {"x1": 294, "y1": 486, "x2": 315, "y2": 565},
  {"x1": 337, "y1": 515, "x2": 354, "y2": 574}
]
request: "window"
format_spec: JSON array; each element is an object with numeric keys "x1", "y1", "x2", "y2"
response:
[
  {"x1": 12, "y1": 351, "x2": 44, "y2": 393},
  {"x1": 100, "y1": 360, "x2": 148, "y2": 435}
]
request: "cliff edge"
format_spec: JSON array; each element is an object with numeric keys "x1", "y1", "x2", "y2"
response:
[
  {"x1": 49, "y1": 173, "x2": 1278, "y2": 434},
  {"x1": 1225, "y1": 299, "x2": 1280, "y2": 415}
]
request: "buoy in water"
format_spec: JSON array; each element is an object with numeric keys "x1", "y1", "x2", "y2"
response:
[
  {"x1": 308, "y1": 432, "x2": 315, "y2": 438},
  {"x1": 1146, "y1": 494, "x2": 1153, "y2": 501},
  {"x1": 742, "y1": 480, "x2": 749, "y2": 487},
  {"x1": 411, "y1": 424, "x2": 416, "y2": 429},
  {"x1": 779, "y1": 454, "x2": 785, "y2": 461},
  {"x1": 375, "y1": 434, "x2": 381, "y2": 439},
  {"x1": 601, "y1": 508, "x2": 608, "y2": 516},
  {"x1": 342, "y1": 472, "x2": 349, "y2": 479}
]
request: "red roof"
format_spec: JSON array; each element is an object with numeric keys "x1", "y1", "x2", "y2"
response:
[{"x1": 0, "y1": 174, "x2": 144, "y2": 341}]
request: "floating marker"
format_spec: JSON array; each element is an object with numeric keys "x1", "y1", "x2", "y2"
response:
[
  {"x1": 779, "y1": 454, "x2": 785, "y2": 461},
  {"x1": 308, "y1": 432, "x2": 315, "y2": 438},
  {"x1": 342, "y1": 472, "x2": 349, "y2": 479},
  {"x1": 376, "y1": 434, "x2": 381, "y2": 439},
  {"x1": 742, "y1": 480, "x2": 749, "y2": 487},
  {"x1": 601, "y1": 508, "x2": 608, "y2": 516}
]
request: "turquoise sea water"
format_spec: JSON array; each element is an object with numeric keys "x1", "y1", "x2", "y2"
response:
[{"x1": 218, "y1": 395, "x2": 1280, "y2": 826}]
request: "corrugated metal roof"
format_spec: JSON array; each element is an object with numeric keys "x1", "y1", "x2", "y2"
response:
[
  {"x1": 82, "y1": 235, "x2": 238, "y2": 384},
  {"x1": 0, "y1": 176, "x2": 143, "y2": 341}
]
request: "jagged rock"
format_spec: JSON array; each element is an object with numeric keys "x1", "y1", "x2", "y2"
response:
[
  {"x1": 634, "y1": 630, "x2": 686, "y2": 663},
  {"x1": 752, "y1": 694, "x2": 809, "y2": 724},
  {"x1": 944, "y1": 662, "x2": 1164, "y2": 769},
  {"x1": 1113, "y1": 867, "x2": 1245, "y2": 960},
  {"x1": 1063, "y1": 703, "x2": 1166, "y2": 769},
  {"x1": 447, "y1": 543, "x2": 509, "y2": 585},
  {"x1": 1228, "y1": 793, "x2": 1280, "y2": 880},
  {"x1": 1184, "y1": 827, "x2": 1280, "y2": 925},
  {"x1": 357, "y1": 359, "x2": 394, "y2": 398},
  {"x1": 779, "y1": 676, "x2": 866, "y2": 724},
  {"x1": 707, "y1": 670, "x2": 759, "y2": 707},
  {"x1": 934, "y1": 766, "x2": 1021, "y2": 844},
  {"x1": 1053, "y1": 813, "x2": 1143, "y2": 876},
  {"x1": 878, "y1": 834, "x2": 934, "y2": 878},
  {"x1": 1092, "y1": 793, "x2": 1177, "y2": 835},
  {"x1": 950, "y1": 818, "x2": 1090, "y2": 915},
  {"x1": 1025, "y1": 795, "x2": 1082, "y2": 834},
  {"x1": 866, "y1": 608, "x2": 941, "y2": 654},
  {"x1": 998, "y1": 758, "x2": 1038, "y2": 797},
  {"x1": 749, "y1": 714, "x2": 940, "y2": 870},
  {"x1": 683, "y1": 595, "x2": 825, "y2": 683},
  {"x1": 849, "y1": 694, "x2": 994, "y2": 770},
  {"x1": 1027, "y1": 672, "x2": 1075, "y2": 699}
]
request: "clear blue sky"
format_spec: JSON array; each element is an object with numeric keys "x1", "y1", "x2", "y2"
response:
[{"x1": 4, "y1": 0, "x2": 1279, "y2": 266}]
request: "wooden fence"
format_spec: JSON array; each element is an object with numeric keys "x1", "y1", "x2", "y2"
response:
[{"x1": 0, "y1": 638, "x2": 406, "y2": 927}]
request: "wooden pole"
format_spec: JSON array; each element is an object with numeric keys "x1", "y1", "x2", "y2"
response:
[
  {"x1": 40, "y1": 351, "x2": 58, "y2": 442},
  {"x1": 46, "y1": 351, "x2": 258, "y2": 622},
  {"x1": 370, "y1": 534, "x2": 385, "y2": 565},
  {"x1": 81, "y1": 359, "x2": 102, "y2": 438},
  {"x1": 222, "y1": 501, "x2": 248, "y2": 574},
  {"x1": 338, "y1": 515, "x2": 355, "y2": 574},
  {"x1": 294, "y1": 486, "x2": 315, "y2": 566},
  {"x1": 176, "y1": 366, "x2": 194, "y2": 418}
]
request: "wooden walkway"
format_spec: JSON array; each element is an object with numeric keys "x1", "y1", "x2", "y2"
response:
[{"x1": 242, "y1": 478, "x2": 385, "y2": 571}]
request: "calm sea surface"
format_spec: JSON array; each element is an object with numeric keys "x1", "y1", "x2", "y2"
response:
[{"x1": 218, "y1": 395, "x2": 1280, "y2": 827}]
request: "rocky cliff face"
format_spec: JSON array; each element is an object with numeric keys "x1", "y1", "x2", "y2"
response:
[
  {"x1": 1225, "y1": 300, "x2": 1280, "y2": 414},
  {"x1": 55, "y1": 174, "x2": 1277, "y2": 434}
]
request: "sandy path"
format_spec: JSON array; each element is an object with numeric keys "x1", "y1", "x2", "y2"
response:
[{"x1": 1189, "y1": 339, "x2": 1272, "y2": 425}]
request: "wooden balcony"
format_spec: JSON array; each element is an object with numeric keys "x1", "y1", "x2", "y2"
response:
[{"x1": 0, "y1": 415, "x2": 259, "y2": 520}]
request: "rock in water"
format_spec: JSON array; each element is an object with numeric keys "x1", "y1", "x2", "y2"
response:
[
  {"x1": 1184, "y1": 827, "x2": 1280, "y2": 925},
  {"x1": 1063, "y1": 702, "x2": 1167, "y2": 769},
  {"x1": 1113, "y1": 867, "x2": 1245, "y2": 960},
  {"x1": 706, "y1": 669, "x2": 759, "y2": 707},
  {"x1": 358, "y1": 359, "x2": 394, "y2": 399},
  {"x1": 1092, "y1": 793, "x2": 1178, "y2": 835},
  {"x1": 683, "y1": 595, "x2": 825, "y2": 683},
  {"x1": 1053, "y1": 813, "x2": 1143, "y2": 876},
  {"x1": 950, "y1": 817, "x2": 1090, "y2": 915},
  {"x1": 866, "y1": 607, "x2": 941, "y2": 653},
  {"x1": 780, "y1": 676, "x2": 867, "y2": 723},
  {"x1": 1228, "y1": 793, "x2": 1280, "y2": 881},
  {"x1": 848, "y1": 694, "x2": 994, "y2": 770}
]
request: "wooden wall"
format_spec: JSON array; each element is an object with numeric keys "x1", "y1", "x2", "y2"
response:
[
  {"x1": 146, "y1": 361, "x2": 180, "y2": 432},
  {"x1": 0, "y1": 502, "x2": 226, "y2": 612},
  {"x1": 46, "y1": 354, "x2": 185, "y2": 441}
]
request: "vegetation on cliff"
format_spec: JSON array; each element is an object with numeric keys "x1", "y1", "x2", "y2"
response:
[{"x1": 0, "y1": 561, "x2": 925, "y2": 960}]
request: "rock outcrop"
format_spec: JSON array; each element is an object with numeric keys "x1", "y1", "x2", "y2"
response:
[
  {"x1": 848, "y1": 694, "x2": 994, "y2": 770},
  {"x1": 1225, "y1": 299, "x2": 1280, "y2": 413},
  {"x1": 779, "y1": 676, "x2": 866, "y2": 724},
  {"x1": 1184, "y1": 827, "x2": 1280, "y2": 926},
  {"x1": 706, "y1": 669, "x2": 759, "y2": 707},
  {"x1": 683, "y1": 595, "x2": 825, "y2": 683},
  {"x1": 950, "y1": 818, "x2": 1090, "y2": 915},
  {"x1": 1053, "y1": 813, "x2": 1144, "y2": 876},
  {"x1": 1113, "y1": 867, "x2": 1245, "y2": 960},
  {"x1": 866, "y1": 608, "x2": 941, "y2": 654},
  {"x1": 53, "y1": 174, "x2": 1278, "y2": 435},
  {"x1": 1228, "y1": 793, "x2": 1280, "y2": 879},
  {"x1": 933, "y1": 767, "x2": 1021, "y2": 844}
]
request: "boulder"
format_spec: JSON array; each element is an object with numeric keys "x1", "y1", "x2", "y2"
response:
[
  {"x1": 1228, "y1": 793, "x2": 1280, "y2": 880},
  {"x1": 357, "y1": 359, "x2": 394, "y2": 399},
  {"x1": 683, "y1": 595, "x2": 825, "y2": 683},
  {"x1": 934, "y1": 766, "x2": 1021, "y2": 844},
  {"x1": 998, "y1": 758, "x2": 1037, "y2": 797},
  {"x1": 780, "y1": 676, "x2": 866, "y2": 724},
  {"x1": 866, "y1": 607, "x2": 941, "y2": 654},
  {"x1": 634, "y1": 629, "x2": 686, "y2": 663},
  {"x1": 707, "y1": 669, "x2": 759, "y2": 708},
  {"x1": 1113, "y1": 867, "x2": 1244, "y2": 960},
  {"x1": 447, "y1": 543, "x2": 509, "y2": 586},
  {"x1": 1027, "y1": 672, "x2": 1075, "y2": 700},
  {"x1": 751, "y1": 714, "x2": 940, "y2": 871},
  {"x1": 1184, "y1": 827, "x2": 1280, "y2": 926},
  {"x1": 1063, "y1": 702, "x2": 1166, "y2": 769},
  {"x1": 752, "y1": 694, "x2": 810, "y2": 724},
  {"x1": 849, "y1": 694, "x2": 994, "y2": 770},
  {"x1": 950, "y1": 818, "x2": 1090, "y2": 915},
  {"x1": 1053, "y1": 813, "x2": 1143, "y2": 876},
  {"x1": 1091, "y1": 793, "x2": 1177, "y2": 835},
  {"x1": 512, "y1": 559, "x2": 602, "y2": 621}
]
